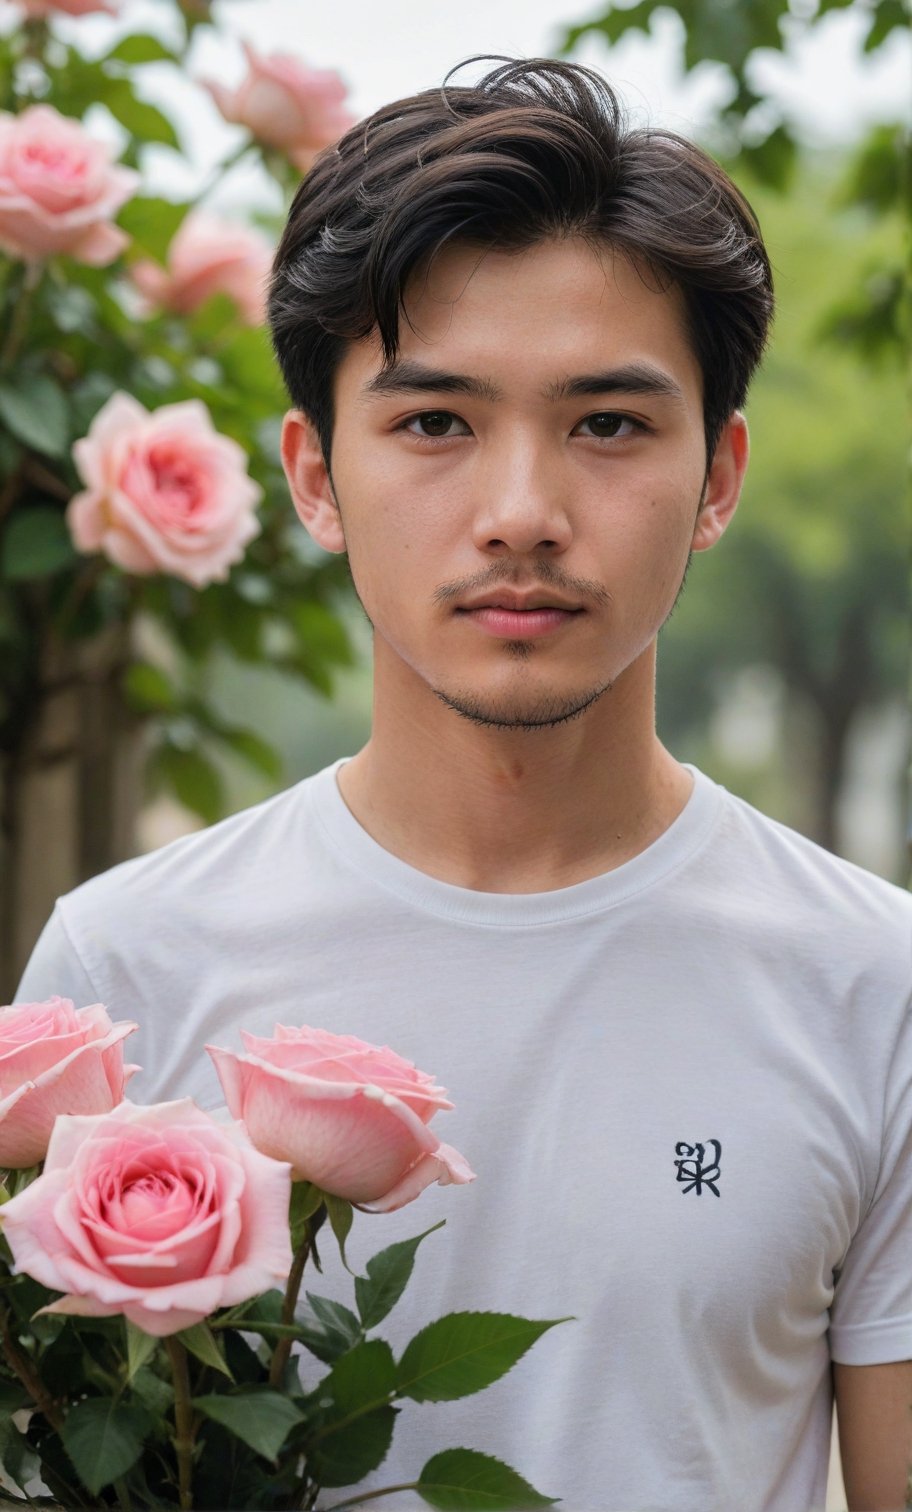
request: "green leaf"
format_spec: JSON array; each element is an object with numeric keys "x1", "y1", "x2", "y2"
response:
[
  {"x1": 328, "y1": 1337, "x2": 396, "y2": 1415},
  {"x1": 191, "y1": 1390, "x2": 304, "y2": 1462},
  {"x1": 739, "y1": 124, "x2": 797, "y2": 191},
  {"x1": 2, "y1": 508, "x2": 78, "y2": 581},
  {"x1": 397, "y1": 1313, "x2": 572, "y2": 1403},
  {"x1": 177, "y1": 1320, "x2": 233, "y2": 1379},
  {"x1": 0, "y1": 373, "x2": 70, "y2": 457},
  {"x1": 0, "y1": 1413, "x2": 38, "y2": 1493},
  {"x1": 355, "y1": 1219, "x2": 446, "y2": 1330},
  {"x1": 151, "y1": 741, "x2": 225, "y2": 824},
  {"x1": 123, "y1": 660, "x2": 178, "y2": 714},
  {"x1": 289, "y1": 1180, "x2": 325, "y2": 1248},
  {"x1": 863, "y1": 0, "x2": 908, "y2": 51},
  {"x1": 60, "y1": 1397, "x2": 150, "y2": 1496},
  {"x1": 303, "y1": 1292, "x2": 362, "y2": 1355},
  {"x1": 130, "y1": 1365, "x2": 174, "y2": 1417},
  {"x1": 104, "y1": 33, "x2": 180, "y2": 64},
  {"x1": 0, "y1": 1379, "x2": 31, "y2": 1413},
  {"x1": 417, "y1": 1448, "x2": 558, "y2": 1510},
  {"x1": 218, "y1": 725, "x2": 282, "y2": 780},
  {"x1": 288, "y1": 600, "x2": 354, "y2": 666},
  {"x1": 103, "y1": 78, "x2": 181, "y2": 151},
  {"x1": 124, "y1": 1319, "x2": 158, "y2": 1383},
  {"x1": 307, "y1": 1404, "x2": 397, "y2": 1488},
  {"x1": 324, "y1": 1193, "x2": 354, "y2": 1272},
  {"x1": 305, "y1": 1292, "x2": 362, "y2": 1341},
  {"x1": 118, "y1": 195, "x2": 191, "y2": 263}
]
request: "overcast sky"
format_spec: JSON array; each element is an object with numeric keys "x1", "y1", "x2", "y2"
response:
[{"x1": 3, "y1": 0, "x2": 909, "y2": 212}]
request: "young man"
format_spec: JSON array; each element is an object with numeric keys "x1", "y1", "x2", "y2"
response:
[{"x1": 17, "y1": 59, "x2": 912, "y2": 1511}]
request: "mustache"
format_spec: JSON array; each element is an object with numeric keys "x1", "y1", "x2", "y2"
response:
[{"x1": 433, "y1": 562, "x2": 612, "y2": 609}]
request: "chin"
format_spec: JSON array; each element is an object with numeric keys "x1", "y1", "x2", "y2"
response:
[{"x1": 430, "y1": 679, "x2": 613, "y2": 731}]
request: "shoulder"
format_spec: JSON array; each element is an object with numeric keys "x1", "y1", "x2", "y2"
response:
[
  {"x1": 54, "y1": 763, "x2": 342, "y2": 980},
  {"x1": 701, "y1": 775, "x2": 911, "y2": 998},
  {"x1": 715, "y1": 780, "x2": 911, "y2": 926}
]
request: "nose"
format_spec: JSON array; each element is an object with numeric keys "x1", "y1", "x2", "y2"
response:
[{"x1": 470, "y1": 434, "x2": 573, "y2": 557}]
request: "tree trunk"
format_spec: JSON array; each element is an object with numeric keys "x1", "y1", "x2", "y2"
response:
[{"x1": 0, "y1": 622, "x2": 146, "y2": 1001}]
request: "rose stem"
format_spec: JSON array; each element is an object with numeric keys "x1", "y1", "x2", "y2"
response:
[
  {"x1": 319, "y1": 1484, "x2": 422, "y2": 1511},
  {"x1": 164, "y1": 1335, "x2": 195, "y2": 1511},
  {"x1": 0, "y1": 1300, "x2": 65, "y2": 1432},
  {"x1": 268, "y1": 1225, "x2": 314, "y2": 1390},
  {"x1": 0, "y1": 260, "x2": 44, "y2": 373}
]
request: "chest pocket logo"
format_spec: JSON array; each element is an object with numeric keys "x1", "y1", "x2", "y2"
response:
[{"x1": 674, "y1": 1138, "x2": 722, "y2": 1197}]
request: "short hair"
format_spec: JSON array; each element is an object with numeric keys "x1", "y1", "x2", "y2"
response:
[{"x1": 268, "y1": 56, "x2": 774, "y2": 468}]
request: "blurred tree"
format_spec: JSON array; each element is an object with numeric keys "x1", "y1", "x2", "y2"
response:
[
  {"x1": 559, "y1": 0, "x2": 909, "y2": 855},
  {"x1": 657, "y1": 160, "x2": 905, "y2": 852}
]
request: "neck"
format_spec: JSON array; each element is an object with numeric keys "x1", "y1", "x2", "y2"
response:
[{"x1": 335, "y1": 638, "x2": 692, "y2": 894}]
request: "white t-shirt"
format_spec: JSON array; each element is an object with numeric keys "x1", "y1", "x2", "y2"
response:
[{"x1": 16, "y1": 759, "x2": 912, "y2": 1512}]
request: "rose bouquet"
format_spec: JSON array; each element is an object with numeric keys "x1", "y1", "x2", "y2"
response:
[{"x1": 0, "y1": 999, "x2": 566, "y2": 1510}]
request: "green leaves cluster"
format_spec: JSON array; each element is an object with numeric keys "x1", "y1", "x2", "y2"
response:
[
  {"x1": 0, "y1": 9, "x2": 355, "y2": 824},
  {"x1": 0, "y1": 1195, "x2": 568, "y2": 1510}
]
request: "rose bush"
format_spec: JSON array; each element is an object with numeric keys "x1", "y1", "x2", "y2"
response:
[
  {"x1": 67, "y1": 391, "x2": 264, "y2": 586},
  {"x1": 0, "y1": 103, "x2": 139, "y2": 266},
  {"x1": 0, "y1": 996, "x2": 137, "y2": 1169},
  {"x1": 200, "y1": 39, "x2": 356, "y2": 171},
  {"x1": 207, "y1": 1024, "x2": 476, "y2": 1210},
  {"x1": 129, "y1": 209, "x2": 274, "y2": 326},
  {"x1": 0, "y1": 1097, "x2": 294, "y2": 1336}
]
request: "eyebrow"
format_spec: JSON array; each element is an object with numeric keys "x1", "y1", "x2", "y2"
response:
[{"x1": 361, "y1": 358, "x2": 686, "y2": 405}]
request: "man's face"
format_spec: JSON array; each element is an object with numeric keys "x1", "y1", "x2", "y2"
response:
[{"x1": 286, "y1": 235, "x2": 745, "y2": 730}]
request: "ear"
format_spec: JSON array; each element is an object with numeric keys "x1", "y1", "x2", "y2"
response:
[
  {"x1": 280, "y1": 409, "x2": 347, "y2": 554},
  {"x1": 691, "y1": 411, "x2": 749, "y2": 553}
]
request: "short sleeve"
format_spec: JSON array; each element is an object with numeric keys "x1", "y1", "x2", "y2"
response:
[
  {"x1": 828, "y1": 991, "x2": 912, "y2": 1365},
  {"x1": 12, "y1": 902, "x2": 100, "y2": 1009}
]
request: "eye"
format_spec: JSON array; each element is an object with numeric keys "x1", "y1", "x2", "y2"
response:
[
  {"x1": 401, "y1": 411, "x2": 471, "y2": 439},
  {"x1": 574, "y1": 412, "x2": 643, "y2": 440}
]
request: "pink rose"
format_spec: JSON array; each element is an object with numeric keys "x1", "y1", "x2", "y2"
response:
[
  {"x1": 67, "y1": 392, "x2": 263, "y2": 586},
  {"x1": 200, "y1": 40, "x2": 356, "y2": 172},
  {"x1": 0, "y1": 997, "x2": 138, "y2": 1170},
  {"x1": 129, "y1": 210, "x2": 274, "y2": 326},
  {"x1": 18, "y1": 0, "x2": 119, "y2": 14},
  {"x1": 0, "y1": 1099, "x2": 294, "y2": 1336},
  {"x1": 0, "y1": 104, "x2": 139, "y2": 266},
  {"x1": 207, "y1": 1026, "x2": 476, "y2": 1213}
]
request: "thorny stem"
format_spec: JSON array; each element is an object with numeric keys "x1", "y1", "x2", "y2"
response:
[
  {"x1": 268, "y1": 1226, "x2": 313, "y2": 1389},
  {"x1": 0, "y1": 1300, "x2": 65, "y2": 1433},
  {"x1": 164, "y1": 1335, "x2": 195, "y2": 1511}
]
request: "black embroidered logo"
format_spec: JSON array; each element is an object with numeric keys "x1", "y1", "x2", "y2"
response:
[{"x1": 674, "y1": 1139, "x2": 722, "y2": 1197}]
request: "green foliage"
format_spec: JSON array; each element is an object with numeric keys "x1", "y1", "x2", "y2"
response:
[
  {"x1": 177, "y1": 1321, "x2": 233, "y2": 1379},
  {"x1": 417, "y1": 1449, "x2": 559, "y2": 1510},
  {"x1": 397, "y1": 1313, "x2": 571, "y2": 1403},
  {"x1": 191, "y1": 1389, "x2": 305, "y2": 1462},
  {"x1": 324, "y1": 1193, "x2": 354, "y2": 1272},
  {"x1": 355, "y1": 1219, "x2": 447, "y2": 1330},
  {"x1": 0, "y1": 372, "x2": 70, "y2": 458},
  {"x1": 61, "y1": 1397, "x2": 151, "y2": 1495},
  {"x1": 307, "y1": 1400, "x2": 398, "y2": 1487},
  {"x1": 124, "y1": 1320, "x2": 158, "y2": 1383},
  {"x1": 2, "y1": 508, "x2": 78, "y2": 580}
]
